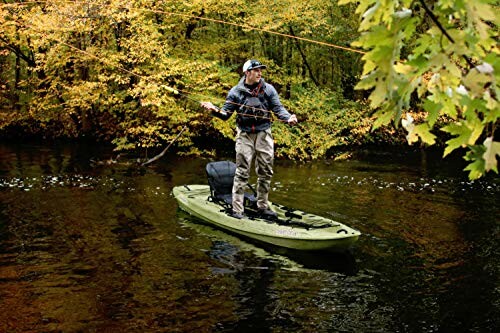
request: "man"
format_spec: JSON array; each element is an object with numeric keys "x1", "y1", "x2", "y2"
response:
[{"x1": 201, "y1": 59, "x2": 297, "y2": 219}]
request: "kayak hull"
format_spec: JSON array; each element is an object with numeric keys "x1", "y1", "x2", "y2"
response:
[{"x1": 172, "y1": 185, "x2": 360, "y2": 251}]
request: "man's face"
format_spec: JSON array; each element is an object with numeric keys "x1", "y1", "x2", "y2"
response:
[{"x1": 245, "y1": 68, "x2": 262, "y2": 85}]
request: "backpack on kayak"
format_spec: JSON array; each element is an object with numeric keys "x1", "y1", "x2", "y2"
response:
[{"x1": 206, "y1": 161, "x2": 257, "y2": 209}]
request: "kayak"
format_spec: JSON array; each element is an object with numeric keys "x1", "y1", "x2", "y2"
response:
[{"x1": 172, "y1": 184, "x2": 361, "y2": 251}]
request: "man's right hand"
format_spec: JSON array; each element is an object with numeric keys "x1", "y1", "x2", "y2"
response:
[{"x1": 200, "y1": 101, "x2": 219, "y2": 112}]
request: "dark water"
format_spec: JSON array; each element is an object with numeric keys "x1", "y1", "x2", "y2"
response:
[{"x1": 0, "y1": 143, "x2": 498, "y2": 332}]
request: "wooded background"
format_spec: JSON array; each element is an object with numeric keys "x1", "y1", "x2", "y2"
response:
[
  {"x1": 0, "y1": 0, "x2": 402, "y2": 159},
  {"x1": 1, "y1": 0, "x2": 498, "y2": 178}
]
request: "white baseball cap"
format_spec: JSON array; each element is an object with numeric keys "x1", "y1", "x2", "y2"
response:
[{"x1": 243, "y1": 59, "x2": 267, "y2": 72}]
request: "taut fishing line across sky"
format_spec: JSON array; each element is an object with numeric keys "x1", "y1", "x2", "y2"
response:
[{"x1": 1, "y1": 0, "x2": 366, "y2": 122}]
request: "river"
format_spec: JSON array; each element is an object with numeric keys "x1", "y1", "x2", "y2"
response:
[{"x1": 0, "y1": 142, "x2": 498, "y2": 332}]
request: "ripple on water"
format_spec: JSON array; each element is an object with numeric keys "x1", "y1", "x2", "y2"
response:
[{"x1": 0, "y1": 175, "x2": 173, "y2": 196}]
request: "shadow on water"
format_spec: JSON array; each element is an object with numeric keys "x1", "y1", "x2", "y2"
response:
[
  {"x1": 271, "y1": 248, "x2": 358, "y2": 275},
  {"x1": 178, "y1": 210, "x2": 358, "y2": 276}
]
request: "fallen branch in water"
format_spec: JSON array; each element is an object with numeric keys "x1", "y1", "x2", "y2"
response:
[
  {"x1": 141, "y1": 125, "x2": 188, "y2": 166},
  {"x1": 90, "y1": 154, "x2": 121, "y2": 166}
]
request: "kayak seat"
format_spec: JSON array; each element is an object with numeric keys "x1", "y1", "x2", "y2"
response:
[{"x1": 206, "y1": 161, "x2": 257, "y2": 209}]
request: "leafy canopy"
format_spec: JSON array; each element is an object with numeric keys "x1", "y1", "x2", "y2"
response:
[
  {"x1": 2, "y1": 0, "x2": 376, "y2": 160},
  {"x1": 340, "y1": 0, "x2": 499, "y2": 179}
]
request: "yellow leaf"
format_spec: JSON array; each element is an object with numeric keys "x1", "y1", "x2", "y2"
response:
[
  {"x1": 483, "y1": 137, "x2": 500, "y2": 172},
  {"x1": 414, "y1": 123, "x2": 436, "y2": 145},
  {"x1": 369, "y1": 81, "x2": 388, "y2": 108},
  {"x1": 394, "y1": 62, "x2": 414, "y2": 74}
]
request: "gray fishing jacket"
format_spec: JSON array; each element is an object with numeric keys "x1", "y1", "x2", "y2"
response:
[{"x1": 215, "y1": 77, "x2": 292, "y2": 133}]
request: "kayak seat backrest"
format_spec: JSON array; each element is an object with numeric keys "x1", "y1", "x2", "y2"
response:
[
  {"x1": 206, "y1": 161, "x2": 235, "y2": 199},
  {"x1": 206, "y1": 161, "x2": 256, "y2": 208}
]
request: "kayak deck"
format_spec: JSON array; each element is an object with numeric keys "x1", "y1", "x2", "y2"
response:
[{"x1": 172, "y1": 185, "x2": 360, "y2": 251}]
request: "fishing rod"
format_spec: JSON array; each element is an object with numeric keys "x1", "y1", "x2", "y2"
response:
[
  {"x1": 7, "y1": 16, "x2": 286, "y2": 124},
  {"x1": 2, "y1": 1, "x2": 359, "y2": 124},
  {"x1": 163, "y1": 86, "x2": 296, "y2": 125},
  {"x1": 52, "y1": 34, "x2": 296, "y2": 122}
]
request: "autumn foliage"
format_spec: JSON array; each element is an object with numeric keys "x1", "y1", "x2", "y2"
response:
[
  {"x1": 1, "y1": 1, "x2": 498, "y2": 178},
  {"x1": 341, "y1": 0, "x2": 499, "y2": 178}
]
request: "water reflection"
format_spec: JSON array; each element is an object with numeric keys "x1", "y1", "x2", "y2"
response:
[
  {"x1": 0, "y1": 143, "x2": 498, "y2": 332},
  {"x1": 179, "y1": 212, "x2": 358, "y2": 276}
]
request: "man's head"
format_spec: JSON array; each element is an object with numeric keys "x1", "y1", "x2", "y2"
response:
[{"x1": 243, "y1": 59, "x2": 266, "y2": 85}]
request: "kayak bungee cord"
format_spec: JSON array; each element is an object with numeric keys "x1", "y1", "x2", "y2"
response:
[{"x1": 1, "y1": 1, "x2": 366, "y2": 56}]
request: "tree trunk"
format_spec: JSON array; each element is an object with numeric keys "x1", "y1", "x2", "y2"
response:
[{"x1": 288, "y1": 26, "x2": 319, "y2": 87}]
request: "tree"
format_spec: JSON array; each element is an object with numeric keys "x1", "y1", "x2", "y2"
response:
[
  {"x1": 0, "y1": 0, "x2": 388, "y2": 160},
  {"x1": 340, "y1": 0, "x2": 499, "y2": 179}
]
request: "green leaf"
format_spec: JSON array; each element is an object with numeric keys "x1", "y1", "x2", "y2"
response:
[
  {"x1": 422, "y1": 99, "x2": 441, "y2": 126},
  {"x1": 363, "y1": 45, "x2": 394, "y2": 71},
  {"x1": 442, "y1": 122, "x2": 471, "y2": 156},
  {"x1": 463, "y1": 145, "x2": 486, "y2": 180},
  {"x1": 356, "y1": 72, "x2": 378, "y2": 90},
  {"x1": 465, "y1": 113, "x2": 485, "y2": 146},
  {"x1": 414, "y1": 123, "x2": 436, "y2": 145},
  {"x1": 372, "y1": 109, "x2": 394, "y2": 129},
  {"x1": 464, "y1": 159, "x2": 485, "y2": 180},
  {"x1": 341, "y1": 0, "x2": 499, "y2": 179}
]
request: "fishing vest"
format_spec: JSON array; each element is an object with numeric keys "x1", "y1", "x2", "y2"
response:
[{"x1": 236, "y1": 82, "x2": 270, "y2": 132}]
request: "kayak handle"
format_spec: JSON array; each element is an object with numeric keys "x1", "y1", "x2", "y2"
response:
[{"x1": 285, "y1": 211, "x2": 302, "y2": 220}]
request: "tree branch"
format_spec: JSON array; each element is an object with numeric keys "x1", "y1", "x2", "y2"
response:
[
  {"x1": 141, "y1": 125, "x2": 188, "y2": 166},
  {"x1": 419, "y1": 0, "x2": 475, "y2": 68},
  {"x1": 0, "y1": 36, "x2": 35, "y2": 67}
]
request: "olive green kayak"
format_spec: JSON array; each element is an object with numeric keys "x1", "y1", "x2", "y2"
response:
[{"x1": 172, "y1": 185, "x2": 360, "y2": 251}]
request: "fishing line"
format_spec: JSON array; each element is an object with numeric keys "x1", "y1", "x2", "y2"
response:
[
  {"x1": 0, "y1": 0, "x2": 366, "y2": 55},
  {"x1": 1, "y1": 1, "x2": 327, "y2": 167},
  {"x1": 2, "y1": 1, "x2": 343, "y2": 125},
  {"x1": 4, "y1": 16, "x2": 288, "y2": 124}
]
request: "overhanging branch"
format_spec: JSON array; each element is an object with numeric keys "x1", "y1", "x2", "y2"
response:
[{"x1": 419, "y1": 0, "x2": 475, "y2": 68}]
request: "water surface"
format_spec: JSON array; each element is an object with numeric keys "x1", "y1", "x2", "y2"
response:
[{"x1": 0, "y1": 143, "x2": 498, "y2": 332}]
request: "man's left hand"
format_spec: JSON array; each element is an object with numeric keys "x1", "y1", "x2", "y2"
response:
[{"x1": 288, "y1": 114, "x2": 298, "y2": 125}]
